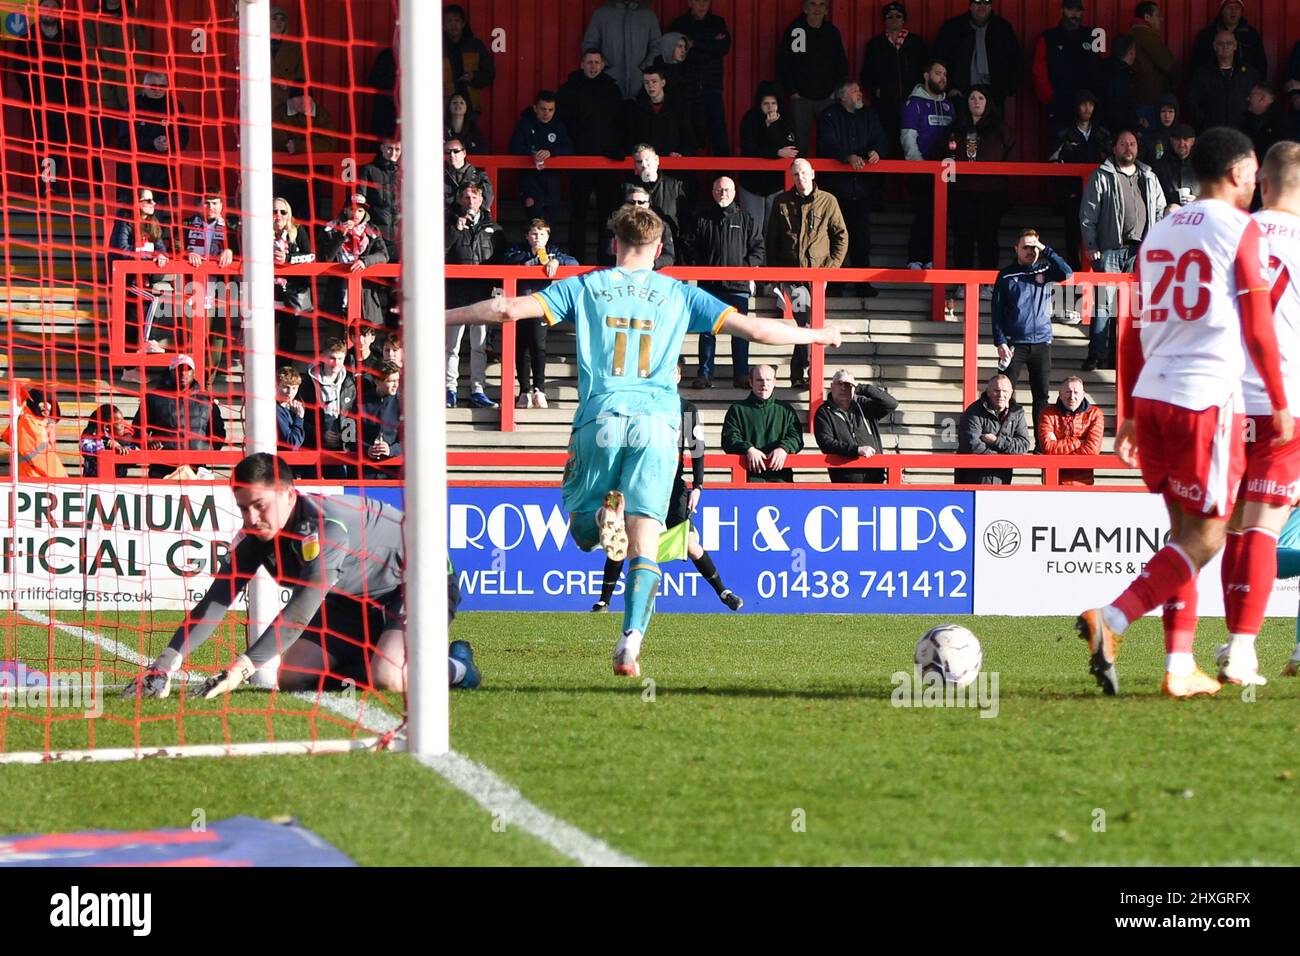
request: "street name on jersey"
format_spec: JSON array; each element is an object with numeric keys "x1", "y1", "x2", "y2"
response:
[{"x1": 590, "y1": 283, "x2": 669, "y2": 308}]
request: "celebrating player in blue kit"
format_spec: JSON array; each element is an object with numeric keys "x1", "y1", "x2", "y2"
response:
[{"x1": 445, "y1": 205, "x2": 850, "y2": 675}]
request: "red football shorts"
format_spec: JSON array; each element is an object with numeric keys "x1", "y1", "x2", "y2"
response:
[
  {"x1": 1133, "y1": 397, "x2": 1244, "y2": 518},
  {"x1": 1240, "y1": 414, "x2": 1300, "y2": 505}
]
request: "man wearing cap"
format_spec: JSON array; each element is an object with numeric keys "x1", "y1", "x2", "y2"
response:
[
  {"x1": 1032, "y1": 0, "x2": 1102, "y2": 139},
  {"x1": 932, "y1": 0, "x2": 1022, "y2": 111},
  {"x1": 134, "y1": 353, "x2": 226, "y2": 480},
  {"x1": 860, "y1": 3, "x2": 928, "y2": 158},
  {"x1": 1152, "y1": 124, "x2": 1198, "y2": 212},
  {"x1": 1189, "y1": 1, "x2": 1267, "y2": 78},
  {"x1": 321, "y1": 192, "x2": 390, "y2": 333},
  {"x1": 1048, "y1": 89, "x2": 1112, "y2": 268},
  {"x1": 813, "y1": 369, "x2": 898, "y2": 484}
]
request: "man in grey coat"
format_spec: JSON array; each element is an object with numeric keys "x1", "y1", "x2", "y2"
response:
[
  {"x1": 1079, "y1": 129, "x2": 1166, "y2": 370},
  {"x1": 956, "y1": 373, "x2": 1031, "y2": 485}
]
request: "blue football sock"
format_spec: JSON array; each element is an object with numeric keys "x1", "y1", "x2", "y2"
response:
[
  {"x1": 623, "y1": 556, "x2": 661, "y2": 635},
  {"x1": 569, "y1": 511, "x2": 600, "y2": 551}
]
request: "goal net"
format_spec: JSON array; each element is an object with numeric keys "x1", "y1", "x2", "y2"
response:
[{"x1": 0, "y1": 0, "x2": 413, "y2": 762}]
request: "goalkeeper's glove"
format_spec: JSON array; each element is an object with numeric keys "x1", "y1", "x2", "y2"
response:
[
  {"x1": 120, "y1": 648, "x2": 183, "y2": 700},
  {"x1": 196, "y1": 654, "x2": 257, "y2": 700}
]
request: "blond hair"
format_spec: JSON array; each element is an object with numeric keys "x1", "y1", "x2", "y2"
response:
[{"x1": 611, "y1": 206, "x2": 664, "y2": 248}]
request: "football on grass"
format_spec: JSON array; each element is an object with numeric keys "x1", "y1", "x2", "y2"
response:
[{"x1": 914, "y1": 625, "x2": 983, "y2": 689}]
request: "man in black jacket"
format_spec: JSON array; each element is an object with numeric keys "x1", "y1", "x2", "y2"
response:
[
  {"x1": 860, "y1": 3, "x2": 927, "y2": 156},
  {"x1": 813, "y1": 369, "x2": 898, "y2": 484},
  {"x1": 361, "y1": 361, "x2": 402, "y2": 479},
  {"x1": 557, "y1": 49, "x2": 626, "y2": 260},
  {"x1": 624, "y1": 65, "x2": 695, "y2": 157},
  {"x1": 1152, "y1": 125, "x2": 1198, "y2": 210},
  {"x1": 621, "y1": 145, "x2": 689, "y2": 237},
  {"x1": 1188, "y1": 0, "x2": 1267, "y2": 78},
  {"x1": 1032, "y1": 0, "x2": 1101, "y2": 138},
  {"x1": 508, "y1": 91, "x2": 575, "y2": 229},
  {"x1": 359, "y1": 138, "x2": 401, "y2": 254},
  {"x1": 1187, "y1": 31, "x2": 1261, "y2": 132},
  {"x1": 817, "y1": 80, "x2": 888, "y2": 298},
  {"x1": 669, "y1": 0, "x2": 732, "y2": 155},
  {"x1": 681, "y1": 176, "x2": 764, "y2": 389},
  {"x1": 135, "y1": 354, "x2": 226, "y2": 480},
  {"x1": 956, "y1": 372, "x2": 1031, "y2": 485},
  {"x1": 1094, "y1": 35, "x2": 1140, "y2": 138},
  {"x1": 445, "y1": 183, "x2": 505, "y2": 409},
  {"x1": 932, "y1": 0, "x2": 1022, "y2": 110},
  {"x1": 776, "y1": 0, "x2": 849, "y2": 154}
]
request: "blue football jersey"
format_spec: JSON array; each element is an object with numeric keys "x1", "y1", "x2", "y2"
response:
[{"x1": 532, "y1": 268, "x2": 735, "y2": 427}]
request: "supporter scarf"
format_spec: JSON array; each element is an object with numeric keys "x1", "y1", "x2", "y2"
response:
[{"x1": 888, "y1": 29, "x2": 909, "y2": 50}]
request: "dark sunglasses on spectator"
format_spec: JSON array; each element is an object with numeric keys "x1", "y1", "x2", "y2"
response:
[
  {"x1": 629, "y1": 199, "x2": 650, "y2": 206},
  {"x1": 273, "y1": 208, "x2": 289, "y2": 215},
  {"x1": 446, "y1": 147, "x2": 465, "y2": 154}
]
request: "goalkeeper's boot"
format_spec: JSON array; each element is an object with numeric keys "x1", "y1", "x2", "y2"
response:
[
  {"x1": 1215, "y1": 642, "x2": 1268, "y2": 687},
  {"x1": 1076, "y1": 608, "x2": 1123, "y2": 696},
  {"x1": 1282, "y1": 646, "x2": 1300, "y2": 677},
  {"x1": 1161, "y1": 668, "x2": 1221, "y2": 699},
  {"x1": 597, "y1": 490, "x2": 628, "y2": 562},
  {"x1": 449, "y1": 640, "x2": 481, "y2": 690},
  {"x1": 613, "y1": 628, "x2": 642, "y2": 677}
]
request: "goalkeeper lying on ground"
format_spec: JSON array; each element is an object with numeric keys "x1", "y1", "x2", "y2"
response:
[{"x1": 122, "y1": 452, "x2": 479, "y2": 699}]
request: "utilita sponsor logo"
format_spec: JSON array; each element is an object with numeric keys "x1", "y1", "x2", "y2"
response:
[{"x1": 49, "y1": 886, "x2": 152, "y2": 936}]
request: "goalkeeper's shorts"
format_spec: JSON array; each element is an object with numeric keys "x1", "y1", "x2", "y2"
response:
[{"x1": 292, "y1": 589, "x2": 404, "y2": 689}]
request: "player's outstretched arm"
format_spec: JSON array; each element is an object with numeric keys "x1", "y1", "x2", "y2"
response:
[
  {"x1": 446, "y1": 295, "x2": 545, "y2": 327},
  {"x1": 721, "y1": 312, "x2": 853, "y2": 348}
]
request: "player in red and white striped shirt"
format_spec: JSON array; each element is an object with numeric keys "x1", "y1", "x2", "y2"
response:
[
  {"x1": 1076, "y1": 128, "x2": 1293, "y2": 699},
  {"x1": 1220, "y1": 141, "x2": 1300, "y2": 684}
]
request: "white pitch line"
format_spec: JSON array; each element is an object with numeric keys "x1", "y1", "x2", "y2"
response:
[{"x1": 20, "y1": 610, "x2": 645, "y2": 867}]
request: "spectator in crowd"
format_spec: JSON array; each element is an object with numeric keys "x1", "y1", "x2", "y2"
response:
[
  {"x1": 901, "y1": 59, "x2": 956, "y2": 269},
  {"x1": 360, "y1": 138, "x2": 402, "y2": 254},
  {"x1": 594, "y1": 360, "x2": 746, "y2": 614},
  {"x1": 268, "y1": 5, "x2": 306, "y2": 114},
  {"x1": 558, "y1": 49, "x2": 626, "y2": 261},
  {"x1": 1187, "y1": 31, "x2": 1261, "y2": 132},
  {"x1": 4, "y1": 385, "x2": 65, "y2": 479},
  {"x1": 445, "y1": 182, "x2": 504, "y2": 409},
  {"x1": 271, "y1": 86, "x2": 341, "y2": 155},
  {"x1": 361, "y1": 361, "x2": 403, "y2": 479},
  {"x1": 368, "y1": 46, "x2": 397, "y2": 139},
  {"x1": 669, "y1": 0, "x2": 733, "y2": 155},
  {"x1": 932, "y1": 0, "x2": 1022, "y2": 111},
  {"x1": 1138, "y1": 93, "x2": 1180, "y2": 164},
  {"x1": 722, "y1": 365, "x2": 804, "y2": 484},
  {"x1": 861, "y1": 2, "x2": 928, "y2": 157},
  {"x1": 776, "y1": 0, "x2": 848, "y2": 155},
  {"x1": 1048, "y1": 90, "x2": 1111, "y2": 268},
  {"x1": 84, "y1": 0, "x2": 151, "y2": 152},
  {"x1": 1037, "y1": 375, "x2": 1103, "y2": 485},
  {"x1": 1095, "y1": 35, "x2": 1140, "y2": 139},
  {"x1": 503, "y1": 218, "x2": 577, "y2": 409},
  {"x1": 681, "y1": 176, "x2": 763, "y2": 389},
  {"x1": 583, "y1": 0, "x2": 661, "y2": 101},
  {"x1": 598, "y1": 186, "x2": 677, "y2": 268},
  {"x1": 80, "y1": 402, "x2": 137, "y2": 478},
  {"x1": 509, "y1": 90, "x2": 574, "y2": 228},
  {"x1": 109, "y1": 188, "x2": 170, "y2": 347},
  {"x1": 625, "y1": 66, "x2": 695, "y2": 157},
  {"x1": 184, "y1": 192, "x2": 238, "y2": 390},
  {"x1": 444, "y1": 92, "x2": 488, "y2": 155},
  {"x1": 321, "y1": 193, "x2": 390, "y2": 333},
  {"x1": 382, "y1": 332, "x2": 402, "y2": 370},
  {"x1": 297, "y1": 337, "x2": 357, "y2": 480},
  {"x1": 1079, "y1": 129, "x2": 1166, "y2": 370},
  {"x1": 767, "y1": 158, "x2": 847, "y2": 389},
  {"x1": 442, "y1": 4, "x2": 495, "y2": 115},
  {"x1": 272, "y1": 197, "x2": 313, "y2": 358},
  {"x1": 622, "y1": 144, "x2": 687, "y2": 236},
  {"x1": 443, "y1": 138, "x2": 494, "y2": 215},
  {"x1": 991, "y1": 229, "x2": 1073, "y2": 436},
  {"x1": 737, "y1": 81, "x2": 799, "y2": 237},
  {"x1": 275, "y1": 364, "x2": 306, "y2": 452},
  {"x1": 351, "y1": 324, "x2": 383, "y2": 385},
  {"x1": 1127, "y1": 2, "x2": 1180, "y2": 125},
  {"x1": 941, "y1": 85, "x2": 1015, "y2": 304},
  {"x1": 1189, "y1": 1, "x2": 1266, "y2": 79},
  {"x1": 1153, "y1": 125, "x2": 1198, "y2": 211},
  {"x1": 817, "y1": 80, "x2": 888, "y2": 299},
  {"x1": 6, "y1": 0, "x2": 85, "y2": 196},
  {"x1": 1032, "y1": 0, "x2": 1100, "y2": 139},
  {"x1": 647, "y1": 32, "x2": 688, "y2": 90},
  {"x1": 135, "y1": 354, "x2": 226, "y2": 480},
  {"x1": 1243, "y1": 84, "x2": 1286, "y2": 177},
  {"x1": 813, "y1": 368, "x2": 898, "y2": 484},
  {"x1": 121, "y1": 72, "x2": 190, "y2": 209},
  {"x1": 956, "y1": 372, "x2": 1030, "y2": 485}
]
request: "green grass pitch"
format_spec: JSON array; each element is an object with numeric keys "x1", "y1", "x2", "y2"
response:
[{"x1": 3, "y1": 610, "x2": 1300, "y2": 866}]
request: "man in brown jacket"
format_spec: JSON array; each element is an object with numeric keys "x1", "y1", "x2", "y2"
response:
[
  {"x1": 1037, "y1": 375, "x2": 1104, "y2": 486},
  {"x1": 1128, "y1": 3, "x2": 1180, "y2": 127},
  {"x1": 767, "y1": 158, "x2": 849, "y2": 389}
]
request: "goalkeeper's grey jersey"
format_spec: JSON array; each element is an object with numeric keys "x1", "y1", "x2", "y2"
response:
[{"x1": 165, "y1": 492, "x2": 405, "y2": 666}]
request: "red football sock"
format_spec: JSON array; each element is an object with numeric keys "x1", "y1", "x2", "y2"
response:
[
  {"x1": 1161, "y1": 577, "x2": 1199, "y2": 654},
  {"x1": 1114, "y1": 544, "x2": 1197, "y2": 624},
  {"x1": 1220, "y1": 530, "x2": 1243, "y2": 599},
  {"x1": 1224, "y1": 528, "x2": 1278, "y2": 638}
]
